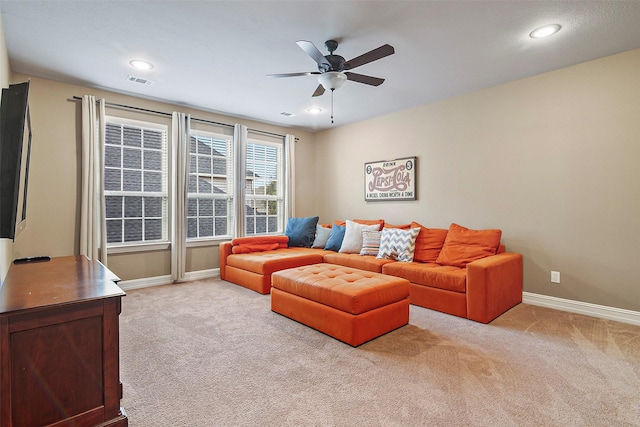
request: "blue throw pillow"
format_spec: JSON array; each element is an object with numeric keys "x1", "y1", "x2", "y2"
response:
[
  {"x1": 285, "y1": 216, "x2": 319, "y2": 247},
  {"x1": 324, "y1": 224, "x2": 346, "y2": 251}
]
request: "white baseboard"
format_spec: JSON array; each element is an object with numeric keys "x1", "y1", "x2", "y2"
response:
[
  {"x1": 523, "y1": 292, "x2": 640, "y2": 326},
  {"x1": 184, "y1": 268, "x2": 219, "y2": 281},
  {"x1": 118, "y1": 275, "x2": 173, "y2": 291},
  {"x1": 118, "y1": 268, "x2": 219, "y2": 291}
]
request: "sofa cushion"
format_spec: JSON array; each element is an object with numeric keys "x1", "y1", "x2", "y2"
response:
[
  {"x1": 339, "y1": 220, "x2": 380, "y2": 254},
  {"x1": 377, "y1": 227, "x2": 421, "y2": 262},
  {"x1": 324, "y1": 224, "x2": 346, "y2": 251},
  {"x1": 382, "y1": 262, "x2": 467, "y2": 293},
  {"x1": 230, "y1": 235, "x2": 290, "y2": 254},
  {"x1": 411, "y1": 222, "x2": 448, "y2": 263},
  {"x1": 311, "y1": 224, "x2": 331, "y2": 249},
  {"x1": 384, "y1": 223, "x2": 411, "y2": 229},
  {"x1": 232, "y1": 242, "x2": 287, "y2": 254},
  {"x1": 226, "y1": 248, "x2": 324, "y2": 275},
  {"x1": 285, "y1": 216, "x2": 319, "y2": 247},
  {"x1": 359, "y1": 230, "x2": 381, "y2": 256},
  {"x1": 231, "y1": 235, "x2": 289, "y2": 246},
  {"x1": 435, "y1": 223, "x2": 502, "y2": 268},
  {"x1": 323, "y1": 252, "x2": 395, "y2": 273}
]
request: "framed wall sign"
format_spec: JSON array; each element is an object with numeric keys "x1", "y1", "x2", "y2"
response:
[{"x1": 364, "y1": 156, "x2": 417, "y2": 202}]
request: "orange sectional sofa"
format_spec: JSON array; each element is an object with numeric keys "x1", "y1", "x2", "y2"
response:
[{"x1": 219, "y1": 221, "x2": 523, "y2": 324}]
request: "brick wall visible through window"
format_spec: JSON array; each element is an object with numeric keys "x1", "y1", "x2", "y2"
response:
[{"x1": 104, "y1": 118, "x2": 168, "y2": 245}]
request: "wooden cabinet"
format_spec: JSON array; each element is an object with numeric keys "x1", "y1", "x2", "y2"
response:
[{"x1": 0, "y1": 256, "x2": 128, "y2": 426}]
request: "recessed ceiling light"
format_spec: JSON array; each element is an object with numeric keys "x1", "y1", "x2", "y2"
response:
[
  {"x1": 307, "y1": 107, "x2": 322, "y2": 114},
  {"x1": 129, "y1": 60, "x2": 153, "y2": 70},
  {"x1": 530, "y1": 24, "x2": 562, "y2": 39}
]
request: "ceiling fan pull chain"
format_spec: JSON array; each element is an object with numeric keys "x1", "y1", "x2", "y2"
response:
[{"x1": 331, "y1": 89, "x2": 335, "y2": 124}]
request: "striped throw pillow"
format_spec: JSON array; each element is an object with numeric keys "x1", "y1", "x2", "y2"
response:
[{"x1": 359, "y1": 230, "x2": 381, "y2": 256}]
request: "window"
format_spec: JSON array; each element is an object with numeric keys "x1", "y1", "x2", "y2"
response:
[
  {"x1": 244, "y1": 139, "x2": 283, "y2": 235},
  {"x1": 100, "y1": 115, "x2": 290, "y2": 253},
  {"x1": 187, "y1": 131, "x2": 234, "y2": 240},
  {"x1": 104, "y1": 118, "x2": 168, "y2": 245}
]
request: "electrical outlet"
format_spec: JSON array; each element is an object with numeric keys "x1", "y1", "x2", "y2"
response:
[{"x1": 551, "y1": 271, "x2": 560, "y2": 284}]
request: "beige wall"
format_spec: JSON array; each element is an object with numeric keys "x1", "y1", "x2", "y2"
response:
[
  {"x1": 314, "y1": 48, "x2": 640, "y2": 312},
  {"x1": 10, "y1": 75, "x2": 316, "y2": 280},
  {"x1": 4, "y1": 19, "x2": 638, "y2": 312},
  {"x1": 0, "y1": 16, "x2": 13, "y2": 282}
]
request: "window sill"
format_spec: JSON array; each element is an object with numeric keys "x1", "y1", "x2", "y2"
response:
[
  {"x1": 107, "y1": 242, "x2": 171, "y2": 254},
  {"x1": 106, "y1": 238, "x2": 230, "y2": 254},
  {"x1": 186, "y1": 238, "x2": 229, "y2": 248}
]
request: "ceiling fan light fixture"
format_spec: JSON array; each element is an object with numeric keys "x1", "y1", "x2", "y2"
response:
[
  {"x1": 307, "y1": 107, "x2": 322, "y2": 114},
  {"x1": 317, "y1": 71, "x2": 347, "y2": 91},
  {"x1": 530, "y1": 24, "x2": 562, "y2": 39}
]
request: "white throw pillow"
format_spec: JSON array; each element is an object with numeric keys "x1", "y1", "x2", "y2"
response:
[{"x1": 339, "y1": 220, "x2": 380, "y2": 254}]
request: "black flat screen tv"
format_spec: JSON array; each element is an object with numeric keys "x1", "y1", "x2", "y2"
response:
[{"x1": 0, "y1": 81, "x2": 31, "y2": 240}]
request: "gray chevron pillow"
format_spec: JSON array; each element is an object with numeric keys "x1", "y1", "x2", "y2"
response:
[{"x1": 376, "y1": 227, "x2": 421, "y2": 262}]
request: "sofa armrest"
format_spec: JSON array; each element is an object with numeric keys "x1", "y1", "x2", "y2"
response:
[
  {"x1": 466, "y1": 252, "x2": 523, "y2": 323},
  {"x1": 219, "y1": 241, "x2": 233, "y2": 280}
]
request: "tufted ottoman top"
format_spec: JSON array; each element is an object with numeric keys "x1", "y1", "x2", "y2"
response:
[{"x1": 271, "y1": 263, "x2": 410, "y2": 315}]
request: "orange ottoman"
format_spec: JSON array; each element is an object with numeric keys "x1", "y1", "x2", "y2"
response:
[{"x1": 271, "y1": 264, "x2": 410, "y2": 346}]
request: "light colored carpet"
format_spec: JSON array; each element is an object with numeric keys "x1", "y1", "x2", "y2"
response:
[{"x1": 119, "y1": 279, "x2": 640, "y2": 426}]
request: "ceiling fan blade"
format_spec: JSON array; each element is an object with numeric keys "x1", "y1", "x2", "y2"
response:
[
  {"x1": 345, "y1": 44, "x2": 395, "y2": 70},
  {"x1": 312, "y1": 84, "x2": 325, "y2": 97},
  {"x1": 345, "y1": 72, "x2": 385, "y2": 86},
  {"x1": 297, "y1": 40, "x2": 331, "y2": 70},
  {"x1": 267, "y1": 72, "x2": 320, "y2": 78}
]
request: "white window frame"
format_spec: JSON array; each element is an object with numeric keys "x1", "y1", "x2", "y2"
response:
[
  {"x1": 100, "y1": 117, "x2": 292, "y2": 258},
  {"x1": 187, "y1": 129, "x2": 234, "y2": 242},
  {"x1": 243, "y1": 137, "x2": 285, "y2": 236},
  {"x1": 103, "y1": 116, "x2": 169, "y2": 250}
]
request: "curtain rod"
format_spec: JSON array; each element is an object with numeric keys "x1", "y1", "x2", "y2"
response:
[
  {"x1": 71, "y1": 96, "x2": 297, "y2": 140},
  {"x1": 71, "y1": 96, "x2": 232, "y2": 128}
]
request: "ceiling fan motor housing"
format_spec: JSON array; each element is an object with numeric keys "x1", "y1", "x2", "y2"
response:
[
  {"x1": 321, "y1": 54, "x2": 346, "y2": 72},
  {"x1": 318, "y1": 40, "x2": 347, "y2": 72}
]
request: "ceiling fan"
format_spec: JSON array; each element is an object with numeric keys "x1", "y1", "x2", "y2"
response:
[{"x1": 268, "y1": 39, "x2": 395, "y2": 98}]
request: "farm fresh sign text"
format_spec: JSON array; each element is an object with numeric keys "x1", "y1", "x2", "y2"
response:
[{"x1": 364, "y1": 156, "x2": 416, "y2": 202}]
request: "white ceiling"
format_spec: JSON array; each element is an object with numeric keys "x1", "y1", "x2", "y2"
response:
[{"x1": 1, "y1": 1, "x2": 640, "y2": 133}]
